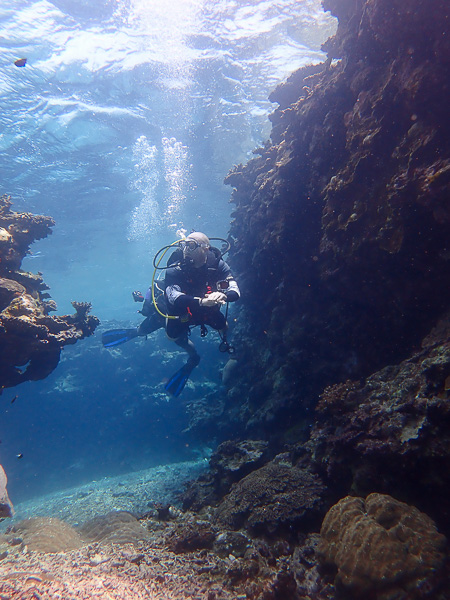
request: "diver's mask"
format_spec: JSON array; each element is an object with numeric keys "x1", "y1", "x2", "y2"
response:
[{"x1": 180, "y1": 239, "x2": 208, "y2": 267}]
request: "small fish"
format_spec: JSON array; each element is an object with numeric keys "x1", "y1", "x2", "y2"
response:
[
  {"x1": 11, "y1": 395, "x2": 18, "y2": 404},
  {"x1": 14, "y1": 58, "x2": 27, "y2": 67},
  {"x1": 16, "y1": 453, "x2": 23, "y2": 459}
]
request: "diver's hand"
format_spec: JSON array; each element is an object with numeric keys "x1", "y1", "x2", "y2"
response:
[
  {"x1": 199, "y1": 292, "x2": 227, "y2": 307},
  {"x1": 132, "y1": 290, "x2": 144, "y2": 302}
]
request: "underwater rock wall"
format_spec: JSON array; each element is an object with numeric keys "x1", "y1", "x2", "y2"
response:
[
  {"x1": 308, "y1": 311, "x2": 450, "y2": 531},
  {"x1": 0, "y1": 195, "x2": 99, "y2": 390},
  {"x1": 225, "y1": 0, "x2": 450, "y2": 441}
]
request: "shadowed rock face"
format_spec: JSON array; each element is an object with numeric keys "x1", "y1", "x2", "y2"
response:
[
  {"x1": 178, "y1": 0, "x2": 450, "y2": 576},
  {"x1": 307, "y1": 312, "x2": 450, "y2": 531},
  {"x1": 0, "y1": 195, "x2": 99, "y2": 389},
  {"x1": 224, "y1": 0, "x2": 450, "y2": 441}
]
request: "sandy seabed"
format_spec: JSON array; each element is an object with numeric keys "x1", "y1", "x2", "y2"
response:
[{"x1": 0, "y1": 459, "x2": 247, "y2": 600}]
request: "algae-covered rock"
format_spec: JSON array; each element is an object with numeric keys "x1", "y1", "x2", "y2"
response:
[
  {"x1": 214, "y1": 456, "x2": 326, "y2": 534},
  {"x1": 225, "y1": 0, "x2": 450, "y2": 444}
]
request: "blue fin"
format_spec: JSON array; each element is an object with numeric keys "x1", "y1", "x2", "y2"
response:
[
  {"x1": 164, "y1": 361, "x2": 197, "y2": 397},
  {"x1": 102, "y1": 328, "x2": 138, "y2": 348}
]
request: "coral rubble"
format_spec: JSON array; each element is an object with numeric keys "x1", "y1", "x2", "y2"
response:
[
  {"x1": 0, "y1": 195, "x2": 99, "y2": 389},
  {"x1": 0, "y1": 508, "x2": 334, "y2": 600}
]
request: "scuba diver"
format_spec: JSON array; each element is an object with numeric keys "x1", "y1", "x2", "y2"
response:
[{"x1": 102, "y1": 232, "x2": 240, "y2": 397}]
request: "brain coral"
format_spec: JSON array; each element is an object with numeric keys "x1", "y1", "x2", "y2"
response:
[
  {"x1": 13, "y1": 517, "x2": 83, "y2": 553},
  {"x1": 11, "y1": 511, "x2": 151, "y2": 554},
  {"x1": 78, "y1": 511, "x2": 149, "y2": 546},
  {"x1": 319, "y1": 493, "x2": 447, "y2": 599}
]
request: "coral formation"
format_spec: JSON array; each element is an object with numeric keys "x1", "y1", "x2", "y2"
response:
[
  {"x1": 0, "y1": 195, "x2": 99, "y2": 389},
  {"x1": 319, "y1": 493, "x2": 447, "y2": 599},
  {"x1": 166, "y1": 521, "x2": 216, "y2": 554},
  {"x1": 181, "y1": 439, "x2": 270, "y2": 511},
  {"x1": 78, "y1": 511, "x2": 149, "y2": 546},
  {"x1": 8, "y1": 512, "x2": 149, "y2": 554},
  {"x1": 214, "y1": 455, "x2": 326, "y2": 534},
  {"x1": 12, "y1": 517, "x2": 84, "y2": 553}
]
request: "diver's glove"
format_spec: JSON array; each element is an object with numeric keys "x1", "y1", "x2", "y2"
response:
[
  {"x1": 132, "y1": 290, "x2": 144, "y2": 302},
  {"x1": 199, "y1": 292, "x2": 227, "y2": 307}
]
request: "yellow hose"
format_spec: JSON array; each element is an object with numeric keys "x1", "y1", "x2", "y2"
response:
[{"x1": 151, "y1": 239, "x2": 184, "y2": 320}]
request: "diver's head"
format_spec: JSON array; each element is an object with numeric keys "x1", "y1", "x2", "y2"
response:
[{"x1": 181, "y1": 232, "x2": 210, "y2": 268}]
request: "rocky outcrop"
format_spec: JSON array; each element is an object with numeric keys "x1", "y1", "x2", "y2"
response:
[
  {"x1": 181, "y1": 440, "x2": 270, "y2": 511},
  {"x1": 0, "y1": 195, "x2": 99, "y2": 389},
  {"x1": 214, "y1": 456, "x2": 326, "y2": 535},
  {"x1": 224, "y1": 0, "x2": 450, "y2": 441},
  {"x1": 307, "y1": 312, "x2": 450, "y2": 530}
]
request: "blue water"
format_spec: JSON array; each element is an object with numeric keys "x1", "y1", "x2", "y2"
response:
[{"x1": 0, "y1": 0, "x2": 336, "y2": 502}]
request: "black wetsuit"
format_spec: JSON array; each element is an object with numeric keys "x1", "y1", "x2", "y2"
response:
[
  {"x1": 163, "y1": 247, "x2": 240, "y2": 340},
  {"x1": 138, "y1": 247, "x2": 240, "y2": 340}
]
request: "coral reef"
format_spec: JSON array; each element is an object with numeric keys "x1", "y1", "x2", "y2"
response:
[
  {"x1": 173, "y1": 0, "x2": 450, "y2": 596},
  {"x1": 319, "y1": 493, "x2": 447, "y2": 599},
  {"x1": 1, "y1": 0, "x2": 450, "y2": 597},
  {"x1": 0, "y1": 195, "x2": 99, "y2": 389},
  {"x1": 1, "y1": 494, "x2": 448, "y2": 600},
  {"x1": 0, "y1": 507, "x2": 337, "y2": 600}
]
